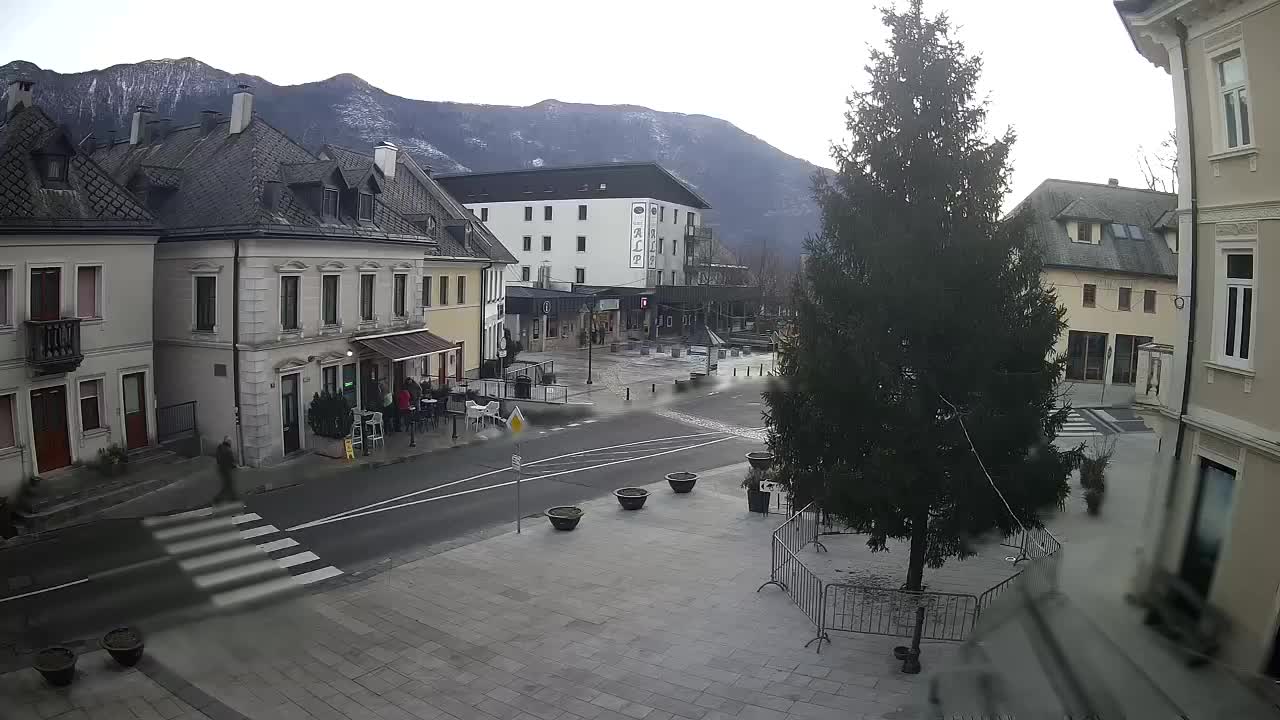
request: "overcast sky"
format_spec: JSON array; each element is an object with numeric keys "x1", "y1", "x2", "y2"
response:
[{"x1": 1, "y1": 0, "x2": 1174, "y2": 205}]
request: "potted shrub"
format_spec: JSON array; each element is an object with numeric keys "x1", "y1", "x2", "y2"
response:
[
  {"x1": 96, "y1": 444, "x2": 129, "y2": 477},
  {"x1": 546, "y1": 506, "x2": 583, "y2": 530},
  {"x1": 33, "y1": 647, "x2": 76, "y2": 686},
  {"x1": 746, "y1": 451, "x2": 775, "y2": 471},
  {"x1": 743, "y1": 467, "x2": 772, "y2": 513},
  {"x1": 102, "y1": 626, "x2": 144, "y2": 666},
  {"x1": 307, "y1": 391, "x2": 354, "y2": 457},
  {"x1": 666, "y1": 471, "x2": 698, "y2": 493},
  {"x1": 1084, "y1": 488, "x2": 1104, "y2": 516},
  {"x1": 614, "y1": 487, "x2": 649, "y2": 510},
  {"x1": 1079, "y1": 438, "x2": 1112, "y2": 516}
]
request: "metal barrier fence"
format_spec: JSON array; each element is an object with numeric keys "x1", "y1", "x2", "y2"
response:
[
  {"x1": 471, "y1": 378, "x2": 569, "y2": 404},
  {"x1": 757, "y1": 503, "x2": 829, "y2": 648},
  {"x1": 156, "y1": 401, "x2": 197, "y2": 442},
  {"x1": 823, "y1": 584, "x2": 979, "y2": 642}
]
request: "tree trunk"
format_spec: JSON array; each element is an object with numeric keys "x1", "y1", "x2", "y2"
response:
[{"x1": 904, "y1": 508, "x2": 929, "y2": 591}]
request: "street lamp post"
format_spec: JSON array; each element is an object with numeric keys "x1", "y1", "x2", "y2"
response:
[{"x1": 582, "y1": 299, "x2": 596, "y2": 385}]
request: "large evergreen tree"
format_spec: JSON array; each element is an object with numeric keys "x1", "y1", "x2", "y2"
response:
[{"x1": 765, "y1": 0, "x2": 1075, "y2": 592}]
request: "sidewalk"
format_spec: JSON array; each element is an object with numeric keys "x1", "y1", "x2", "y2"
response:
[
  {"x1": 4, "y1": 463, "x2": 941, "y2": 720},
  {"x1": 1060, "y1": 380, "x2": 1135, "y2": 409}
]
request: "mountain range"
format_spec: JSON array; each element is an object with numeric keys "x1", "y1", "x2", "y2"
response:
[{"x1": 0, "y1": 58, "x2": 820, "y2": 259}]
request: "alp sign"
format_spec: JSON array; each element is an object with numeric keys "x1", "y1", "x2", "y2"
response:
[{"x1": 629, "y1": 202, "x2": 647, "y2": 269}]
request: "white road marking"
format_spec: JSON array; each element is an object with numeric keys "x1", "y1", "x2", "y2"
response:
[
  {"x1": 294, "y1": 566, "x2": 344, "y2": 584},
  {"x1": 212, "y1": 576, "x2": 300, "y2": 608},
  {"x1": 231, "y1": 513, "x2": 261, "y2": 525},
  {"x1": 287, "y1": 431, "x2": 727, "y2": 531},
  {"x1": 163, "y1": 530, "x2": 243, "y2": 556},
  {"x1": 0, "y1": 578, "x2": 89, "y2": 604},
  {"x1": 256, "y1": 538, "x2": 299, "y2": 553},
  {"x1": 152, "y1": 517, "x2": 233, "y2": 541},
  {"x1": 194, "y1": 559, "x2": 281, "y2": 589},
  {"x1": 238, "y1": 524, "x2": 279, "y2": 540},
  {"x1": 275, "y1": 551, "x2": 320, "y2": 569},
  {"x1": 179, "y1": 545, "x2": 261, "y2": 572},
  {"x1": 568, "y1": 423, "x2": 580, "y2": 427},
  {"x1": 287, "y1": 435, "x2": 736, "y2": 532},
  {"x1": 142, "y1": 506, "x2": 215, "y2": 528}
]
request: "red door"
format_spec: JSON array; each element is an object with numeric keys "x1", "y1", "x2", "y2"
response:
[
  {"x1": 30, "y1": 267, "x2": 61, "y2": 320},
  {"x1": 30, "y1": 386, "x2": 71, "y2": 473},
  {"x1": 122, "y1": 372, "x2": 149, "y2": 450}
]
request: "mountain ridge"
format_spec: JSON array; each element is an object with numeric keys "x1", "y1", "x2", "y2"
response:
[{"x1": 1, "y1": 57, "x2": 819, "y2": 256}]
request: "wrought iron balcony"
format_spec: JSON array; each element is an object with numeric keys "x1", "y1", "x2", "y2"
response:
[
  {"x1": 684, "y1": 225, "x2": 713, "y2": 240},
  {"x1": 25, "y1": 318, "x2": 83, "y2": 374}
]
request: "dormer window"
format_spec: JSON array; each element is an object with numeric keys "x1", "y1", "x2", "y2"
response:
[
  {"x1": 322, "y1": 188, "x2": 339, "y2": 218},
  {"x1": 44, "y1": 155, "x2": 67, "y2": 182},
  {"x1": 358, "y1": 192, "x2": 375, "y2": 222}
]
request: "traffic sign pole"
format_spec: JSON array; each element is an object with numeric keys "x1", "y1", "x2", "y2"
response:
[
  {"x1": 508, "y1": 406, "x2": 527, "y2": 533},
  {"x1": 515, "y1": 444, "x2": 522, "y2": 534}
]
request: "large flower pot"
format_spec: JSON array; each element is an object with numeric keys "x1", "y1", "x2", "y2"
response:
[
  {"x1": 102, "y1": 627, "x2": 144, "y2": 667},
  {"x1": 746, "y1": 452, "x2": 775, "y2": 471},
  {"x1": 33, "y1": 647, "x2": 76, "y2": 687},
  {"x1": 666, "y1": 472, "x2": 698, "y2": 493},
  {"x1": 671, "y1": 347, "x2": 683, "y2": 358},
  {"x1": 747, "y1": 489, "x2": 771, "y2": 513},
  {"x1": 614, "y1": 488, "x2": 649, "y2": 511},
  {"x1": 546, "y1": 506, "x2": 583, "y2": 531}
]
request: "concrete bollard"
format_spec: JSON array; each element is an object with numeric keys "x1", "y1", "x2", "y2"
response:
[
  {"x1": 652, "y1": 383, "x2": 656, "y2": 393},
  {"x1": 733, "y1": 367, "x2": 737, "y2": 377},
  {"x1": 747, "y1": 366, "x2": 751, "y2": 377}
]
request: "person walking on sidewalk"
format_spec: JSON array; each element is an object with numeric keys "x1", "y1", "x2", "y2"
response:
[{"x1": 214, "y1": 437, "x2": 238, "y2": 504}]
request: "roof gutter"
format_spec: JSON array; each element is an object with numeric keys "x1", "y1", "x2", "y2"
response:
[
  {"x1": 1173, "y1": 19, "x2": 1200, "y2": 462},
  {"x1": 232, "y1": 234, "x2": 245, "y2": 464}
]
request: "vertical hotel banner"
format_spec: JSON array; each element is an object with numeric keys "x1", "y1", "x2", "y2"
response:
[
  {"x1": 647, "y1": 202, "x2": 659, "y2": 269},
  {"x1": 629, "y1": 202, "x2": 647, "y2": 269}
]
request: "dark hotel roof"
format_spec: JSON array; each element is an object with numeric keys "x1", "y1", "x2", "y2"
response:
[{"x1": 436, "y1": 162, "x2": 712, "y2": 209}]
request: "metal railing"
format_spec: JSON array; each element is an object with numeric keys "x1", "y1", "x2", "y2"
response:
[
  {"x1": 471, "y1": 378, "x2": 568, "y2": 404},
  {"x1": 758, "y1": 502, "x2": 829, "y2": 648},
  {"x1": 156, "y1": 401, "x2": 198, "y2": 442},
  {"x1": 823, "y1": 584, "x2": 979, "y2": 642}
]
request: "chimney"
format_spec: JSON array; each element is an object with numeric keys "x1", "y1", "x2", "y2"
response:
[
  {"x1": 200, "y1": 109, "x2": 221, "y2": 135},
  {"x1": 150, "y1": 118, "x2": 172, "y2": 142},
  {"x1": 373, "y1": 142, "x2": 398, "y2": 179},
  {"x1": 130, "y1": 104, "x2": 154, "y2": 145},
  {"x1": 6, "y1": 79, "x2": 34, "y2": 115},
  {"x1": 262, "y1": 180, "x2": 282, "y2": 211},
  {"x1": 229, "y1": 84, "x2": 254, "y2": 135},
  {"x1": 108, "y1": 129, "x2": 117, "y2": 147},
  {"x1": 1107, "y1": 178, "x2": 1119, "y2": 187}
]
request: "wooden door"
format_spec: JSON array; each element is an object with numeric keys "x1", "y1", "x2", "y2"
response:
[
  {"x1": 281, "y1": 373, "x2": 300, "y2": 454},
  {"x1": 30, "y1": 386, "x2": 71, "y2": 472},
  {"x1": 122, "y1": 372, "x2": 149, "y2": 450},
  {"x1": 29, "y1": 267, "x2": 61, "y2": 320}
]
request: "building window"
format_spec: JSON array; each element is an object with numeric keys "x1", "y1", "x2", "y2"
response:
[
  {"x1": 1181, "y1": 459, "x2": 1237, "y2": 596},
  {"x1": 79, "y1": 379, "x2": 102, "y2": 431},
  {"x1": 195, "y1": 275, "x2": 217, "y2": 332},
  {"x1": 76, "y1": 266, "x2": 101, "y2": 319},
  {"x1": 1217, "y1": 52, "x2": 1251, "y2": 149},
  {"x1": 322, "y1": 188, "x2": 339, "y2": 218},
  {"x1": 280, "y1": 275, "x2": 300, "y2": 330},
  {"x1": 1118, "y1": 287, "x2": 1132, "y2": 311},
  {"x1": 480, "y1": 207, "x2": 489, "y2": 222},
  {"x1": 1112, "y1": 334, "x2": 1153, "y2": 384},
  {"x1": 457, "y1": 276, "x2": 466, "y2": 304},
  {"x1": 542, "y1": 236, "x2": 552, "y2": 252},
  {"x1": 1066, "y1": 330, "x2": 1108, "y2": 381},
  {"x1": 577, "y1": 236, "x2": 586, "y2": 252},
  {"x1": 687, "y1": 213, "x2": 696, "y2": 227},
  {"x1": 43, "y1": 155, "x2": 67, "y2": 183},
  {"x1": 524, "y1": 206, "x2": 533, "y2": 221},
  {"x1": 673, "y1": 239, "x2": 678, "y2": 255},
  {"x1": 578, "y1": 204, "x2": 587, "y2": 221},
  {"x1": 394, "y1": 273, "x2": 408, "y2": 317},
  {"x1": 440, "y1": 276, "x2": 449, "y2": 306},
  {"x1": 1076, "y1": 222, "x2": 1093, "y2": 244},
  {"x1": 422, "y1": 276, "x2": 432, "y2": 308},
  {"x1": 321, "y1": 275, "x2": 339, "y2": 326},
  {"x1": 674, "y1": 209, "x2": 680, "y2": 225},
  {"x1": 544, "y1": 206, "x2": 553, "y2": 221},
  {"x1": 1222, "y1": 251, "x2": 1253, "y2": 364},
  {"x1": 0, "y1": 393, "x2": 14, "y2": 449},
  {"x1": 660, "y1": 206, "x2": 665, "y2": 222},
  {"x1": 357, "y1": 192, "x2": 375, "y2": 222},
  {"x1": 522, "y1": 236, "x2": 532, "y2": 251},
  {"x1": 1082, "y1": 284, "x2": 1096, "y2": 308},
  {"x1": 322, "y1": 365, "x2": 339, "y2": 395},
  {"x1": 575, "y1": 268, "x2": 585, "y2": 284},
  {"x1": 658, "y1": 238, "x2": 664, "y2": 254},
  {"x1": 0, "y1": 268, "x2": 12, "y2": 327},
  {"x1": 521, "y1": 266, "x2": 531, "y2": 282},
  {"x1": 341, "y1": 363, "x2": 357, "y2": 408},
  {"x1": 1144, "y1": 289, "x2": 1157, "y2": 314},
  {"x1": 360, "y1": 274, "x2": 375, "y2": 321}
]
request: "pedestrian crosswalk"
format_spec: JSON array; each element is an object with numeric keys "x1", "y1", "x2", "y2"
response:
[
  {"x1": 1059, "y1": 410, "x2": 1103, "y2": 439},
  {"x1": 143, "y1": 504, "x2": 342, "y2": 610}
]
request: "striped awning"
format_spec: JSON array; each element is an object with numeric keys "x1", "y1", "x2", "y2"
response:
[{"x1": 353, "y1": 329, "x2": 457, "y2": 362}]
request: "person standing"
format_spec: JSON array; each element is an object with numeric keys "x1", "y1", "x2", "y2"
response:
[
  {"x1": 396, "y1": 383, "x2": 413, "y2": 433},
  {"x1": 214, "y1": 437, "x2": 238, "y2": 504}
]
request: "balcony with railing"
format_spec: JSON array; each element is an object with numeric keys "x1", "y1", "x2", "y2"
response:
[
  {"x1": 1134, "y1": 342, "x2": 1174, "y2": 413},
  {"x1": 25, "y1": 318, "x2": 83, "y2": 374},
  {"x1": 684, "y1": 225, "x2": 713, "y2": 240}
]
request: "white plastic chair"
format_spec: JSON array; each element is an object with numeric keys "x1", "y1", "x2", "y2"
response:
[
  {"x1": 484, "y1": 401, "x2": 500, "y2": 428},
  {"x1": 364, "y1": 412, "x2": 385, "y2": 450},
  {"x1": 465, "y1": 401, "x2": 485, "y2": 432},
  {"x1": 349, "y1": 419, "x2": 364, "y2": 450}
]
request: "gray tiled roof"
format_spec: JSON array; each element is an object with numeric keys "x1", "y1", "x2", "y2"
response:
[
  {"x1": 1016, "y1": 179, "x2": 1177, "y2": 279},
  {"x1": 0, "y1": 105, "x2": 154, "y2": 230}
]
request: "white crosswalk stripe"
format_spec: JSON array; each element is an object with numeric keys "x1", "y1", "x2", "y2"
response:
[
  {"x1": 142, "y1": 504, "x2": 344, "y2": 611},
  {"x1": 1058, "y1": 410, "x2": 1103, "y2": 438}
]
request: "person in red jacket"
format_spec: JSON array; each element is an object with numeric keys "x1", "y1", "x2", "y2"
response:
[{"x1": 395, "y1": 383, "x2": 413, "y2": 432}]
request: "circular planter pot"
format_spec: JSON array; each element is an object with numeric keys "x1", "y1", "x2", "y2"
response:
[
  {"x1": 746, "y1": 488, "x2": 771, "y2": 513},
  {"x1": 33, "y1": 647, "x2": 76, "y2": 687},
  {"x1": 102, "y1": 626, "x2": 145, "y2": 667},
  {"x1": 614, "y1": 488, "x2": 649, "y2": 511},
  {"x1": 671, "y1": 347, "x2": 683, "y2": 358},
  {"x1": 666, "y1": 472, "x2": 698, "y2": 494},
  {"x1": 746, "y1": 451, "x2": 775, "y2": 471},
  {"x1": 718, "y1": 349, "x2": 727, "y2": 359},
  {"x1": 610, "y1": 343, "x2": 619, "y2": 353},
  {"x1": 546, "y1": 506, "x2": 583, "y2": 531}
]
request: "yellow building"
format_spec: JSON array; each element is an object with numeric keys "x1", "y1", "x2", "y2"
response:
[{"x1": 1014, "y1": 178, "x2": 1179, "y2": 385}]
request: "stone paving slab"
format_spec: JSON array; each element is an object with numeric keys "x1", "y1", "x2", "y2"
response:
[
  {"x1": 0, "y1": 648, "x2": 206, "y2": 720},
  {"x1": 63, "y1": 472, "x2": 945, "y2": 720}
]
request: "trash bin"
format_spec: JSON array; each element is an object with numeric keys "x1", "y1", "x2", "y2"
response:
[{"x1": 515, "y1": 375, "x2": 532, "y2": 399}]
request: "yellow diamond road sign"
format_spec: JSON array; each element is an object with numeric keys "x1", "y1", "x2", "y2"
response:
[{"x1": 507, "y1": 406, "x2": 527, "y2": 434}]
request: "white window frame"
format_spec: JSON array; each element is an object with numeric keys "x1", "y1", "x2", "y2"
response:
[
  {"x1": 192, "y1": 274, "x2": 218, "y2": 334},
  {"x1": 1215, "y1": 242, "x2": 1256, "y2": 370},
  {"x1": 279, "y1": 273, "x2": 302, "y2": 332},
  {"x1": 0, "y1": 391, "x2": 17, "y2": 451},
  {"x1": 357, "y1": 191, "x2": 375, "y2": 222},
  {"x1": 78, "y1": 376, "x2": 106, "y2": 434},
  {"x1": 321, "y1": 363, "x2": 340, "y2": 396},
  {"x1": 359, "y1": 272, "x2": 378, "y2": 323},
  {"x1": 321, "y1": 273, "x2": 341, "y2": 328},
  {"x1": 0, "y1": 265, "x2": 14, "y2": 331},
  {"x1": 73, "y1": 263, "x2": 104, "y2": 321},
  {"x1": 577, "y1": 236, "x2": 587, "y2": 253},
  {"x1": 26, "y1": 262, "x2": 66, "y2": 321},
  {"x1": 1118, "y1": 286, "x2": 1132, "y2": 312},
  {"x1": 393, "y1": 272, "x2": 409, "y2": 319},
  {"x1": 521, "y1": 266, "x2": 531, "y2": 282},
  {"x1": 575, "y1": 267, "x2": 586, "y2": 284},
  {"x1": 1204, "y1": 38, "x2": 1256, "y2": 155}
]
